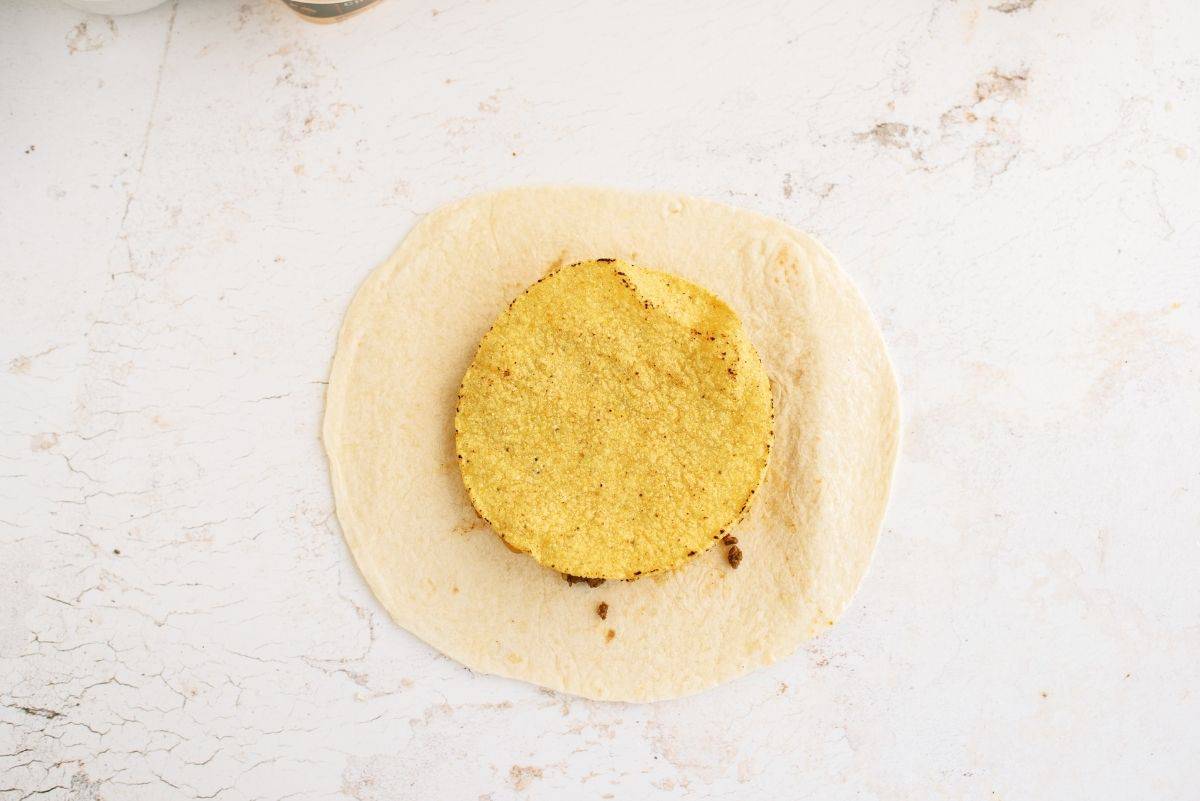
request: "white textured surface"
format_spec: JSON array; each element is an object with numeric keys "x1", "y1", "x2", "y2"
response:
[{"x1": 1, "y1": 0, "x2": 1197, "y2": 798}]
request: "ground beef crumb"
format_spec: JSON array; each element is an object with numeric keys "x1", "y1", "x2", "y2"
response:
[
  {"x1": 564, "y1": 574, "x2": 606, "y2": 588},
  {"x1": 597, "y1": 602, "x2": 608, "y2": 620},
  {"x1": 721, "y1": 534, "x2": 738, "y2": 545},
  {"x1": 727, "y1": 544, "x2": 743, "y2": 569}
]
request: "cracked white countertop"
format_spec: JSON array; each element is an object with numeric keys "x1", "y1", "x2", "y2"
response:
[{"x1": 2, "y1": 0, "x2": 1198, "y2": 798}]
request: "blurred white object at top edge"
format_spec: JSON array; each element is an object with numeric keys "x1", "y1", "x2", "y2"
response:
[
  {"x1": 60, "y1": 0, "x2": 169, "y2": 15},
  {"x1": 59, "y1": 0, "x2": 383, "y2": 21}
]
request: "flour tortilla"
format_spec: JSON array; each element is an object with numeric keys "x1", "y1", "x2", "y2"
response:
[{"x1": 323, "y1": 186, "x2": 899, "y2": 702}]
